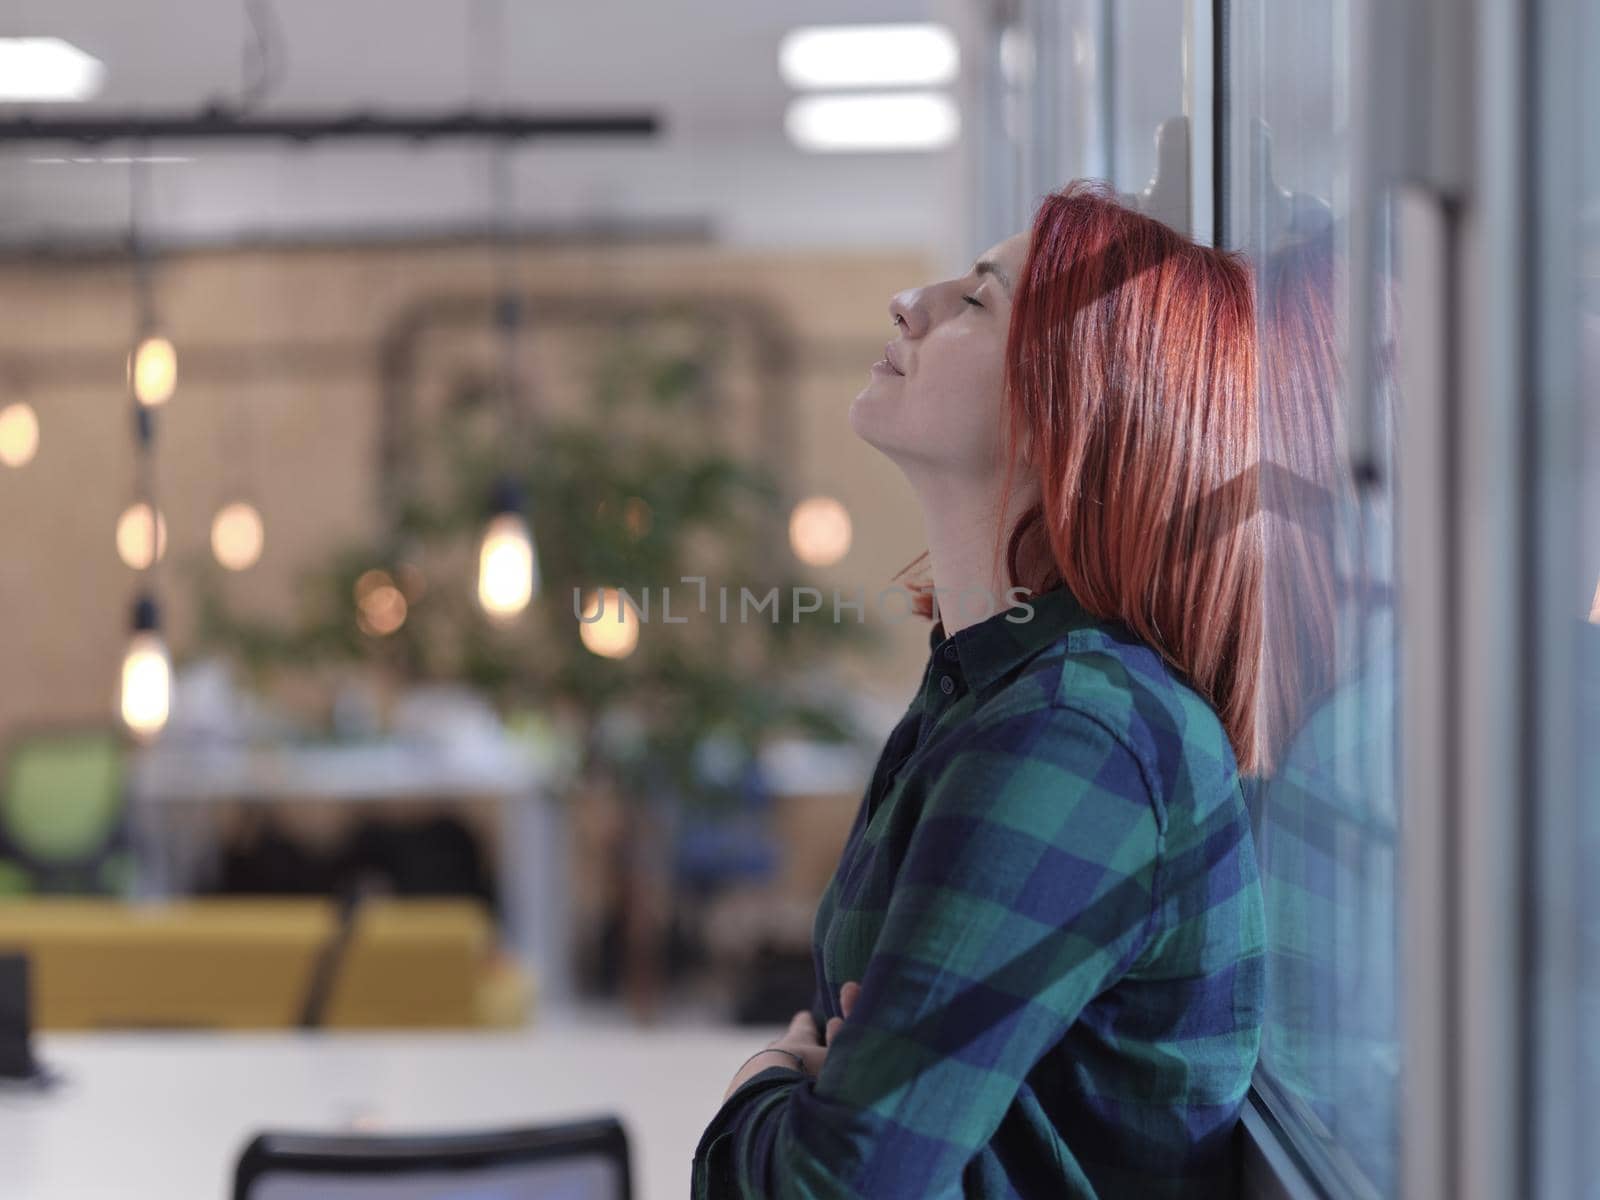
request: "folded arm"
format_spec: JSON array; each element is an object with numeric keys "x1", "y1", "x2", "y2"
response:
[{"x1": 692, "y1": 703, "x2": 1164, "y2": 1199}]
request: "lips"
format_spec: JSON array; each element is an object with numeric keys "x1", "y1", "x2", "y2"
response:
[{"x1": 882, "y1": 342, "x2": 905, "y2": 375}]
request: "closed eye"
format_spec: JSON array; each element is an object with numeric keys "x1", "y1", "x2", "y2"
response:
[{"x1": 962, "y1": 295, "x2": 983, "y2": 308}]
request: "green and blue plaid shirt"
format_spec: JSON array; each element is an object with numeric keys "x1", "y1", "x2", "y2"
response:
[{"x1": 693, "y1": 583, "x2": 1266, "y2": 1198}]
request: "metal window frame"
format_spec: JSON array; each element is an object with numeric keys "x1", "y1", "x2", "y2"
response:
[
  {"x1": 1523, "y1": 0, "x2": 1588, "y2": 1194},
  {"x1": 1241, "y1": 1088, "x2": 1336, "y2": 1200},
  {"x1": 1381, "y1": 1, "x2": 1532, "y2": 1199}
]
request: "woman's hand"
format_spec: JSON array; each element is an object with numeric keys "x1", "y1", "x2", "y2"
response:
[
  {"x1": 721, "y1": 980, "x2": 860, "y2": 1103},
  {"x1": 825, "y1": 980, "x2": 860, "y2": 1045}
]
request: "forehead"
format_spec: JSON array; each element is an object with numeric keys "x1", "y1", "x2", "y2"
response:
[{"x1": 979, "y1": 230, "x2": 1030, "y2": 272}]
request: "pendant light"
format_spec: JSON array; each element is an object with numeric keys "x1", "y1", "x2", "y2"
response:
[
  {"x1": 210, "y1": 379, "x2": 266, "y2": 571},
  {"x1": 119, "y1": 154, "x2": 172, "y2": 738},
  {"x1": 478, "y1": 475, "x2": 539, "y2": 620},
  {"x1": 471, "y1": 5, "x2": 540, "y2": 621},
  {"x1": 128, "y1": 332, "x2": 176, "y2": 407},
  {"x1": 120, "y1": 593, "x2": 171, "y2": 738}
]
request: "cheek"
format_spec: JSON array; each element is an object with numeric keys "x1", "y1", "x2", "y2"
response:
[
  {"x1": 848, "y1": 328, "x2": 1010, "y2": 474},
  {"x1": 915, "y1": 333, "x2": 1008, "y2": 457}
]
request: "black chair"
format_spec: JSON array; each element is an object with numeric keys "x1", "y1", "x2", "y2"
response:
[{"x1": 233, "y1": 1116, "x2": 632, "y2": 1200}]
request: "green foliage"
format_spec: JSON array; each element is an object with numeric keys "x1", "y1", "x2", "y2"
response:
[{"x1": 190, "y1": 317, "x2": 881, "y2": 810}]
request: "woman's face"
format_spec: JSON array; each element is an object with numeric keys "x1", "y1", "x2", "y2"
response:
[{"x1": 849, "y1": 230, "x2": 1032, "y2": 484}]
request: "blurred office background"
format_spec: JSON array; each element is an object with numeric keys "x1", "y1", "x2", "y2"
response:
[{"x1": 0, "y1": 1, "x2": 993, "y2": 1033}]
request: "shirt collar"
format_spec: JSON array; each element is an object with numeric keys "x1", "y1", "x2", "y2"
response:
[{"x1": 927, "y1": 584, "x2": 1096, "y2": 696}]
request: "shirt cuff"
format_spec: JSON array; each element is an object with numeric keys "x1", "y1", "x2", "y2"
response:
[
  {"x1": 693, "y1": 1064, "x2": 810, "y2": 1196},
  {"x1": 735, "y1": 1062, "x2": 809, "y2": 1094}
]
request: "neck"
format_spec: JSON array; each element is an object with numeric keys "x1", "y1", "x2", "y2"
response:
[{"x1": 910, "y1": 469, "x2": 1041, "y2": 638}]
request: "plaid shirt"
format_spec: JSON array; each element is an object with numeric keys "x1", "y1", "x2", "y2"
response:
[
  {"x1": 1244, "y1": 605, "x2": 1400, "y2": 1194},
  {"x1": 692, "y1": 584, "x2": 1265, "y2": 1198}
]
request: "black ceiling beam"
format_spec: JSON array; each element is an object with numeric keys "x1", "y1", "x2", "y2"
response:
[{"x1": 0, "y1": 104, "x2": 661, "y2": 145}]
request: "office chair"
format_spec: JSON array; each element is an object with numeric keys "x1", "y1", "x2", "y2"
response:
[
  {"x1": 0, "y1": 726, "x2": 131, "y2": 896},
  {"x1": 233, "y1": 1116, "x2": 632, "y2": 1200}
]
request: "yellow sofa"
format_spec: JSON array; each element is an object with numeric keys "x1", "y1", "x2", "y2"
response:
[{"x1": 0, "y1": 896, "x2": 533, "y2": 1030}]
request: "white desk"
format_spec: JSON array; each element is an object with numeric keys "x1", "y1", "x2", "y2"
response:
[
  {"x1": 3, "y1": 1013, "x2": 782, "y2": 1200},
  {"x1": 126, "y1": 737, "x2": 573, "y2": 1005}
]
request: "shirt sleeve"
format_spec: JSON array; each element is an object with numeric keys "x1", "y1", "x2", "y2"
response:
[{"x1": 691, "y1": 702, "x2": 1165, "y2": 1199}]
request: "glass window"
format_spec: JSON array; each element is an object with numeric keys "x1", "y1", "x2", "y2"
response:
[
  {"x1": 1551, "y1": 2, "x2": 1600, "y2": 1195},
  {"x1": 1107, "y1": 2, "x2": 1185, "y2": 195},
  {"x1": 1227, "y1": 1, "x2": 1402, "y2": 1194}
]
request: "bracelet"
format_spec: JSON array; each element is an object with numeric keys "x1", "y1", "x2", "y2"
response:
[{"x1": 739, "y1": 1046, "x2": 807, "y2": 1075}]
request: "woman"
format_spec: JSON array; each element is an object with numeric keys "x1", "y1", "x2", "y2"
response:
[{"x1": 693, "y1": 180, "x2": 1267, "y2": 1198}]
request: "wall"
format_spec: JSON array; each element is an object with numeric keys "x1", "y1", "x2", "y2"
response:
[{"x1": 0, "y1": 235, "x2": 939, "y2": 746}]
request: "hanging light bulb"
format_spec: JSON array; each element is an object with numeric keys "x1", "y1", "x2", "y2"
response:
[
  {"x1": 578, "y1": 587, "x2": 640, "y2": 659},
  {"x1": 788, "y1": 495, "x2": 853, "y2": 566},
  {"x1": 354, "y1": 568, "x2": 408, "y2": 636},
  {"x1": 477, "y1": 476, "x2": 539, "y2": 620},
  {"x1": 116, "y1": 501, "x2": 167, "y2": 569},
  {"x1": 120, "y1": 594, "x2": 171, "y2": 739},
  {"x1": 210, "y1": 501, "x2": 264, "y2": 571},
  {"x1": 128, "y1": 334, "x2": 177, "y2": 407},
  {"x1": 0, "y1": 402, "x2": 39, "y2": 468}
]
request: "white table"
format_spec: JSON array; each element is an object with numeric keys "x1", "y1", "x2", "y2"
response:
[
  {"x1": 126, "y1": 737, "x2": 574, "y2": 1006},
  {"x1": 3, "y1": 1013, "x2": 784, "y2": 1200},
  {"x1": 124, "y1": 732, "x2": 877, "y2": 1014}
]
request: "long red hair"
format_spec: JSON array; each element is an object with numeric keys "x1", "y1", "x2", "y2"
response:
[{"x1": 896, "y1": 180, "x2": 1267, "y2": 773}]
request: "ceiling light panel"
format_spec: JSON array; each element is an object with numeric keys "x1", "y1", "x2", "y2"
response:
[
  {"x1": 784, "y1": 92, "x2": 959, "y2": 153},
  {"x1": 778, "y1": 23, "x2": 959, "y2": 90},
  {"x1": 0, "y1": 38, "x2": 105, "y2": 103}
]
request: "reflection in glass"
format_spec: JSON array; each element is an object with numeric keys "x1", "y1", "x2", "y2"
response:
[
  {"x1": 1229, "y1": 1, "x2": 1402, "y2": 1193},
  {"x1": 1107, "y1": 2, "x2": 1184, "y2": 195},
  {"x1": 1248, "y1": 223, "x2": 1400, "y2": 1196}
]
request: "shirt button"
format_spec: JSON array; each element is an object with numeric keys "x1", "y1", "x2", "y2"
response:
[
  {"x1": 939, "y1": 675, "x2": 955, "y2": 694},
  {"x1": 943, "y1": 644, "x2": 958, "y2": 662}
]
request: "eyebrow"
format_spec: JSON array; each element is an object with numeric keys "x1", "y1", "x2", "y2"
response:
[{"x1": 973, "y1": 258, "x2": 1013, "y2": 295}]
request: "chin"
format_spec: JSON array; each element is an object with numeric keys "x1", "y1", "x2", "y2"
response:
[
  {"x1": 846, "y1": 388, "x2": 877, "y2": 442},
  {"x1": 851, "y1": 376, "x2": 939, "y2": 467},
  {"x1": 847, "y1": 388, "x2": 899, "y2": 453}
]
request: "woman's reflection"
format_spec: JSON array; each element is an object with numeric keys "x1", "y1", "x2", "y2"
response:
[{"x1": 1249, "y1": 222, "x2": 1401, "y2": 1194}]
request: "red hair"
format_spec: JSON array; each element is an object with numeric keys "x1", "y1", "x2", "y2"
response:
[
  {"x1": 895, "y1": 180, "x2": 1267, "y2": 773},
  {"x1": 1255, "y1": 228, "x2": 1345, "y2": 771}
]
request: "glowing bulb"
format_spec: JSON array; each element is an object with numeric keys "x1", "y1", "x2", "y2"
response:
[
  {"x1": 354, "y1": 570, "x2": 407, "y2": 636},
  {"x1": 129, "y1": 335, "x2": 177, "y2": 406},
  {"x1": 478, "y1": 512, "x2": 539, "y2": 619},
  {"x1": 578, "y1": 587, "x2": 640, "y2": 659},
  {"x1": 116, "y1": 502, "x2": 167, "y2": 569},
  {"x1": 120, "y1": 632, "x2": 170, "y2": 737},
  {"x1": 354, "y1": 569, "x2": 392, "y2": 603},
  {"x1": 120, "y1": 596, "x2": 170, "y2": 739},
  {"x1": 0, "y1": 402, "x2": 39, "y2": 467},
  {"x1": 788, "y1": 495, "x2": 853, "y2": 566},
  {"x1": 210, "y1": 501, "x2": 264, "y2": 571}
]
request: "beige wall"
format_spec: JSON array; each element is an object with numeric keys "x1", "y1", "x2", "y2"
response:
[{"x1": 0, "y1": 236, "x2": 938, "y2": 746}]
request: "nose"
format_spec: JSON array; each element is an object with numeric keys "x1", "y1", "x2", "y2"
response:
[{"x1": 889, "y1": 288, "x2": 923, "y2": 337}]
